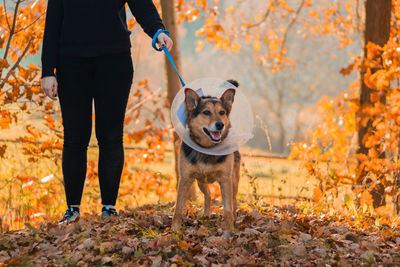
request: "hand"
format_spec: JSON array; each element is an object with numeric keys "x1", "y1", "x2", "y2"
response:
[
  {"x1": 41, "y1": 76, "x2": 58, "y2": 100},
  {"x1": 157, "y1": 32, "x2": 173, "y2": 51}
]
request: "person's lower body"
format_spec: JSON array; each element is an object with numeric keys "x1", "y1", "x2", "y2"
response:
[{"x1": 56, "y1": 50, "x2": 133, "y2": 221}]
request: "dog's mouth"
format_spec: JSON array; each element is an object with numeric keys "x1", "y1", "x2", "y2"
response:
[{"x1": 203, "y1": 127, "x2": 222, "y2": 143}]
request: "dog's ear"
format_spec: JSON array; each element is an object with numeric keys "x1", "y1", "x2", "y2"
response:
[
  {"x1": 185, "y1": 88, "x2": 200, "y2": 112},
  {"x1": 220, "y1": 88, "x2": 236, "y2": 114}
]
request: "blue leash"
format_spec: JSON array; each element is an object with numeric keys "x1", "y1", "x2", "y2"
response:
[{"x1": 152, "y1": 30, "x2": 186, "y2": 87}]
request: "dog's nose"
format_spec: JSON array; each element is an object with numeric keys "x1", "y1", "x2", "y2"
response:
[{"x1": 215, "y1": 121, "x2": 224, "y2": 130}]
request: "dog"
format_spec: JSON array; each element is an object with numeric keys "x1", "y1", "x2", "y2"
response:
[{"x1": 171, "y1": 80, "x2": 241, "y2": 232}]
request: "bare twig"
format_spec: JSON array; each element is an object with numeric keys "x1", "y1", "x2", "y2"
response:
[
  {"x1": 256, "y1": 115, "x2": 272, "y2": 152},
  {"x1": 2, "y1": 0, "x2": 11, "y2": 31},
  {"x1": 355, "y1": 0, "x2": 361, "y2": 34},
  {"x1": 0, "y1": 37, "x2": 33, "y2": 89},
  {"x1": 246, "y1": 0, "x2": 278, "y2": 29},
  {"x1": 278, "y1": 0, "x2": 305, "y2": 65},
  {"x1": 126, "y1": 87, "x2": 163, "y2": 114},
  {"x1": 0, "y1": 0, "x2": 21, "y2": 81},
  {"x1": 0, "y1": 137, "x2": 289, "y2": 159},
  {"x1": 14, "y1": 11, "x2": 45, "y2": 34},
  {"x1": 3, "y1": 0, "x2": 21, "y2": 60}
]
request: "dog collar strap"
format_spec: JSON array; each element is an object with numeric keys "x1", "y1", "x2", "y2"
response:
[{"x1": 152, "y1": 29, "x2": 186, "y2": 87}]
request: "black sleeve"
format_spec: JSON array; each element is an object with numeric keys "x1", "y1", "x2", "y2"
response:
[
  {"x1": 41, "y1": 0, "x2": 63, "y2": 78},
  {"x1": 126, "y1": 0, "x2": 165, "y2": 39}
]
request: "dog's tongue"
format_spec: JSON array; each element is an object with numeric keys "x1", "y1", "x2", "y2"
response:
[{"x1": 210, "y1": 131, "x2": 221, "y2": 140}]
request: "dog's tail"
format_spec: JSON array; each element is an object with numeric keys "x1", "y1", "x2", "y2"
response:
[{"x1": 227, "y1": 79, "x2": 239, "y2": 88}]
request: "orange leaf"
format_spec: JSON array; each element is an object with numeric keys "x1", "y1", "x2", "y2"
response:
[
  {"x1": 360, "y1": 190, "x2": 373, "y2": 206},
  {"x1": 195, "y1": 40, "x2": 204, "y2": 52},
  {"x1": 313, "y1": 187, "x2": 323, "y2": 202},
  {"x1": 375, "y1": 206, "x2": 391, "y2": 217},
  {"x1": 253, "y1": 39, "x2": 261, "y2": 52},
  {"x1": 0, "y1": 144, "x2": 7, "y2": 158}
]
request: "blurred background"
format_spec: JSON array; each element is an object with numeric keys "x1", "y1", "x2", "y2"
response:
[{"x1": 2, "y1": 0, "x2": 399, "y2": 231}]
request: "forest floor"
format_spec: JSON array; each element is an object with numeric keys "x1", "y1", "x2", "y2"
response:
[{"x1": 1, "y1": 202, "x2": 400, "y2": 266}]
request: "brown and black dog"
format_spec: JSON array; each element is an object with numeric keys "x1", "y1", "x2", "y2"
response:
[{"x1": 171, "y1": 80, "x2": 241, "y2": 232}]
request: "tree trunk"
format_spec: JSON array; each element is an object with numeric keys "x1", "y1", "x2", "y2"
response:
[
  {"x1": 357, "y1": 0, "x2": 391, "y2": 208},
  {"x1": 160, "y1": 0, "x2": 196, "y2": 200},
  {"x1": 277, "y1": 90, "x2": 285, "y2": 153}
]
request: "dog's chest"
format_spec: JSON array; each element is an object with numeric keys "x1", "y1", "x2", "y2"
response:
[
  {"x1": 194, "y1": 162, "x2": 226, "y2": 183},
  {"x1": 181, "y1": 142, "x2": 232, "y2": 184}
]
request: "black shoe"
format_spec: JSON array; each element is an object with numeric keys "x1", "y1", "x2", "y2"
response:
[
  {"x1": 59, "y1": 206, "x2": 80, "y2": 224},
  {"x1": 101, "y1": 206, "x2": 119, "y2": 217}
]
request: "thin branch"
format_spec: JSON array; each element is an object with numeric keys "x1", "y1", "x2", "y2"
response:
[
  {"x1": 0, "y1": 81, "x2": 41, "y2": 89},
  {"x1": 355, "y1": 0, "x2": 361, "y2": 34},
  {"x1": 247, "y1": 0, "x2": 278, "y2": 29},
  {"x1": 0, "y1": 0, "x2": 21, "y2": 81},
  {"x1": 278, "y1": 0, "x2": 305, "y2": 65},
  {"x1": 3, "y1": 0, "x2": 21, "y2": 60},
  {"x1": 0, "y1": 137, "x2": 288, "y2": 159},
  {"x1": 126, "y1": 87, "x2": 163, "y2": 114},
  {"x1": 14, "y1": 11, "x2": 45, "y2": 34},
  {"x1": 2, "y1": 0, "x2": 11, "y2": 31},
  {"x1": 0, "y1": 138, "x2": 155, "y2": 151},
  {"x1": 0, "y1": 37, "x2": 33, "y2": 89},
  {"x1": 20, "y1": 83, "x2": 41, "y2": 87}
]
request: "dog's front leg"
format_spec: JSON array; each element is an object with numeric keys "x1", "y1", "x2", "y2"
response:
[
  {"x1": 171, "y1": 176, "x2": 195, "y2": 231},
  {"x1": 233, "y1": 162, "x2": 240, "y2": 220},
  {"x1": 219, "y1": 177, "x2": 234, "y2": 232},
  {"x1": 198, "y1": 182, "x2": 211, "y2": 217}
]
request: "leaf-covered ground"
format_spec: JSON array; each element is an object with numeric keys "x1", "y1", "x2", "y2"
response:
[{"x1": 1, "y1": 203, "x2": 400, "y2": 266}]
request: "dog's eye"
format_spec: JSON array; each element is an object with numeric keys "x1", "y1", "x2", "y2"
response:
[
  {"x1": 203, "y1": 110, "x2": 211, "y2": 116},
  {"x1": 219, "y1": 111, "x2": 226, "y2": 116}
]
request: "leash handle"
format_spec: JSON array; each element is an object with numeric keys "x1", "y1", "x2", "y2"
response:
[
  {"x1": 152, "y1": 29, "x2": 169, "y2": 51},
  {"x1": 152, "y1": 30, "x2": 186, "y2": 87}
]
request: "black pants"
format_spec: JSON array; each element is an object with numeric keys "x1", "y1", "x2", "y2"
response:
[{"x1": 56, "y1": 50, "x2": 133, "y2": 206}]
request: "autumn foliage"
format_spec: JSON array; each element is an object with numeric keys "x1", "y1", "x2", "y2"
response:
[
  {"x1": 3, "y1": 203, "x2": 400, "y2": 265},
  {"x1": 175, "y1": 0, "x2": 400, "y2": 221},
  {"x1": 3, "y1": 0, "x2": 400, "y2": 265},
  {"x1": 2, "y1": 0, "x2": 400, "y2": 257},
  {"x1": 289, "y1": 0, "x2": 400, "y2": 222},
  {"x1": 177, "y1": 0, "x2": 360, "y2": 72},
  {"x1": 0, "y1": 0, "x2": 174, "y2": 231}
]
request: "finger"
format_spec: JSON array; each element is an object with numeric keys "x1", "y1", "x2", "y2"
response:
[
  {"x1": 50, "y1": 89, "x2": 56, "y2": 100},
  {"x1": 161, "y1": 37, "x2": 166, "y2": 47},
  {"x1": 48, "y1": 83, "x2": 54, "y2": 99},
  {"x1": 47, "y1": 89, "x2": 54, "y2": 100},
  {"x1": 53, "y1": 83, "x2": 58, "y2": 98},
  {"x1": 167, "y1": 40, "x2": 173, "y2": 51},
  {"x1": 44, "y1": 86, "x2": 51, "y2": 95},
  {"x1": 47, "y1": 89, "x2": 55, "y2": 100}
]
